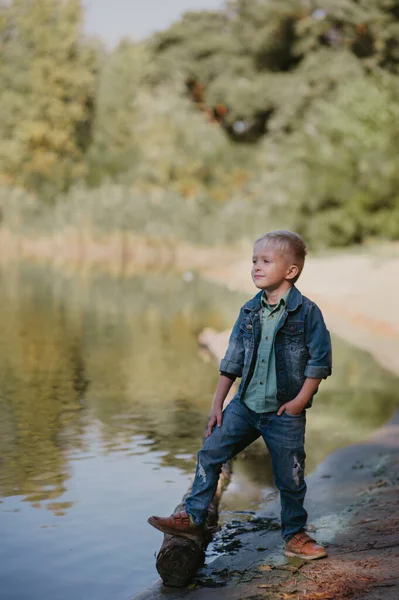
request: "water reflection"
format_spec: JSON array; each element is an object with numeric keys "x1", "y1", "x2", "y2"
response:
[
  {"x1": 0, "y1": 289, "x2": 87, "y2": 506},
  {"x1": 0, "y1": 264, "x2": 241, "y2": 512},
  {"x1": 0, "y1": 262, "x2": 397, "y2": 600}
]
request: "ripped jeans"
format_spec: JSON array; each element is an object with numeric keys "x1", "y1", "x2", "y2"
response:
[{"x1": 185, "y1": 397, "x2": 307, "y2": 541}]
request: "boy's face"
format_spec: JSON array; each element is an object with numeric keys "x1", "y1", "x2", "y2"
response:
[{"x1": 251, "y1": 242, "x2": 295, "y2": 293}]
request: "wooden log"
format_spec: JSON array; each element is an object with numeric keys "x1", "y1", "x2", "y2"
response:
[
  {"x1": 155, "y1": 461, "x2": 232, "y2": 587},
  {"x1": 155, "y1": 331, "x2": 235, "y2": 587}
]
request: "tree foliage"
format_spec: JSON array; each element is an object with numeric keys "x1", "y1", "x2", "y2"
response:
[
  {"x1": 257, "y1": 72, "x2": 399, "y2": 244},
  {"x1": 150, "y1": 0, "x2": 399, "y2": 135},
  {"x1": 146, "y1": 0, "x2": 399, "y2": 244},
  {"x1": 0, "y1": 0, "x2": 99, "y2": 194},
  {"x1": 1, "y1": 0, "x2": 399, "y2": 246},
  {"x1": 87, "y1": 39, "x2": 151, "y2": 184}
]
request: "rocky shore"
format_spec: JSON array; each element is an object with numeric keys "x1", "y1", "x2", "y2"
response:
[{"x1": 135, "y1": 412, "x2": 398, "y2": 600}]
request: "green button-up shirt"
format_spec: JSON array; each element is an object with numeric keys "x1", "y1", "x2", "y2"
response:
[{"x1": 243, "y1": 288, "x2": 291, "y2": 413}]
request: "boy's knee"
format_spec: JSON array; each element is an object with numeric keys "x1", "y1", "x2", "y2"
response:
[
  {"x1": 198, "y1": 437, "x2": 226, "y2": 467},
  {"x1": 274, "y1": 449, "x2": 306, "y2": 490},
  {"x1": 291, "y1": 453, "x2": 305, "y2": 487}
]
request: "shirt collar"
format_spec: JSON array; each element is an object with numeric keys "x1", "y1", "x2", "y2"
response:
[{"x1": 261, "y1": 287, "x2": 291, "y2": 310}]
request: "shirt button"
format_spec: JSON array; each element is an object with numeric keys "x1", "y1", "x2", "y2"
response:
[
  {"x1": 265, "y1": 336, "x2": 269, "y2": 340},
  {"x1": 261, "y1": 359, "x2": 265, "y2": 363},
  {"x1": 259, "y1": 380, "x2": 264, "y2": 385}
]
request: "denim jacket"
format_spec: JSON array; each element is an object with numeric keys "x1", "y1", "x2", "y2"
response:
[{"x1": 220, "y1": 286, "x2": 332, "y2": 407}]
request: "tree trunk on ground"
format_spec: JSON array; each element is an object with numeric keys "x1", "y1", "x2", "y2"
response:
[{"x1": 155, "y1": 461, "x2": 232, "y2": 587}]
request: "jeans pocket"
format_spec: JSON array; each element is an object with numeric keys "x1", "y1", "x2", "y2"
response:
[{"x1": 283, "y1": 410, "x2": 304, "y2": 418}]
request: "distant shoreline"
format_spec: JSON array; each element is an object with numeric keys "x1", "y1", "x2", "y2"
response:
[{"x1": 0, "y1": 229, "x2": 241, "y2": 277}]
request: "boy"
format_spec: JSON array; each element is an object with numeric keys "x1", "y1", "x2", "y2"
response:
[{"x1": 148, "y1": 231, "x2": 332, "y2": 560}]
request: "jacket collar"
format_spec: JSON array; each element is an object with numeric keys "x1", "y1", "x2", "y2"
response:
[{"x1": 243, "y1": 286, "x2": 302, "y2": 314}]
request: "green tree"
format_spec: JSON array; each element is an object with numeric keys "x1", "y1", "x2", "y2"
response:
[
  {"x1": 258, "y1": 72, "x2": 399, "y2": 245},
  {"x1": 150, "y1": 1, "x2": 399, "y2": 140},
  {"x1": 0, "y1": 0, "x2": 99, "y2": 195},
  {"x1": 87, "y1": 40, "x2": 151, "y2": 184}
]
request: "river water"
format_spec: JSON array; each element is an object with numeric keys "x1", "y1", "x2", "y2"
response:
[{"x1": 0, "y1": 263, "x2": 397, "y2": 600}]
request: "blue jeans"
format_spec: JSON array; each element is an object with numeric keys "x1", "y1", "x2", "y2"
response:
[{"x1": 185, "y1": 398, "x2": 307, "y2": 541}]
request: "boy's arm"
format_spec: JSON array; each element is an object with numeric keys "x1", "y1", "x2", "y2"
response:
[
  {"x1": 219, "y1": 307, "x2": 246, "y2": 378},
  {"x1": 206, "y1": 306, "x2": 246, "y2": 436},
  {"x1": 304, "y1": 303, "x2": 332, "y2": 379},
  {"x1": 206, "y1": 374, "x2": 236, "y2": 437},
  {"x1": 278, "y1": 302, "x2": 332, "y2": 416},
  {"x1": 277, "y1": 377, "x2": 321, "y2": 415}
]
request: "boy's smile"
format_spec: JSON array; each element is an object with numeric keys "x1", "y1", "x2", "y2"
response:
[{"x1": 251, "y1": 242, "x2": 297, "y2": 298}]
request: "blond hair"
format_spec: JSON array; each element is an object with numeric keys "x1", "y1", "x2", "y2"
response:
[{"x1": 255, "y1": 230, "x2": 307, "y2": 283}]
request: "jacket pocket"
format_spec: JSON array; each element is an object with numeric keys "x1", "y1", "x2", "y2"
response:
[
  {"x1": 280, "y1": 321, "x2": 305, "y2": 336},
  {"x1": 240, "y1": 319, "x2": 254, "y2": 346},
  {"x1": 281, "y1": 320, "x2": 305, "y2": 353}
]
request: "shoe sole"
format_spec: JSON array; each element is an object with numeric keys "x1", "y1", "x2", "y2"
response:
[
  {"x1": 284, "y1": 549, "x2": 328, "y2": 560},
  {"x1": 147, "y1": 517, "x2": 203, "y2": 542}
]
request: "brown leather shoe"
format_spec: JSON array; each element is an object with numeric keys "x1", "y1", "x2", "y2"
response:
[
  {"x1": 284, "y1": 531, "x2": 327, "y2": 560},
  {"x1": 148, "y1": 510, "x2": 204, "y2": 540}
]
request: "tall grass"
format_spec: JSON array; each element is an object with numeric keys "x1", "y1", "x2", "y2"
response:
[{"x1": 0, "y1": 182, "x2": 280, "y2": 251}]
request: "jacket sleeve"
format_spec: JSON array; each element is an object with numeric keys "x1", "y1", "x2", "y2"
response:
[
  {"x1": 219, "y1": 307, "x2": 245, "y2": 378},
  {"x1": 304, "y1": 303, "x2": 332, "y2": 379}
]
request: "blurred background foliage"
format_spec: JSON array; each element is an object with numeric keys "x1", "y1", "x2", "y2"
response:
[{"x1": 1, "y1": 0, "x2": 399, "y2": 247}]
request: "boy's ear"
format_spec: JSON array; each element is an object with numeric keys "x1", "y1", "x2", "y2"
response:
[{"x1": 286, "y1": 264, "x2": 299, "y2": 281}]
